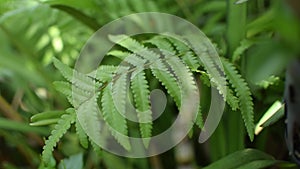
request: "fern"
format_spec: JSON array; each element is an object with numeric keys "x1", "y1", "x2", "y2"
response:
[
  {"x1": 75, "y1": 117, "x2": 89, "y2": 149},
  {"x1": 131, "y1": 70, "x2": 152, "y2": 147},
  {"x1": 76, "y1": 92, "x2": 102, "y2": 146},
  {"x1": 101, "y1": 85, "x2": 131, "y2": 151},
  {"x1": 53, "y1": 81, "x2": 92, "y2": 108},
  {"x1": 42, "y1": 112, "x2": 76, "y2": 165},
  {"x1": 45, "y1": 33, "x2": 256, "y2": 158},
  {"x1": 153, "y1": 35, "x2": 201, "y2": 71},
  {"x1": 221, "y1": 58, "x2": 255, "y2": 141},
  {"x1": 53, "y1": 57, "x2": 101, "y2": 93},
  {"x1": 90, "y1": 65, "x2": 117, "y2": 83},
  {"x1": 110, "y1": 34, "x2": 182, "y2": 106},
  {"x1": 112, "y1": 66, "x2": 130, "y2": 118}
]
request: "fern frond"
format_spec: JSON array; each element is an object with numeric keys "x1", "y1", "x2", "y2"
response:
[
  {"x1": 53, "y1": 81, "x2": 93, "y2": 107},
  {"x1": 195, "y1": 105, "x2": 203, "y2": 128},
  {"x1": 108, "y1": 34, "x2": 160, "y2": 62},
  {"x1": 131, "y1": 70, "x2": 152, "y2": 147},
  {"x1": 101, "y1": 85, "x2": 131, "y2": 151},
  {"x1": 232, "y1": 39, "x2": 255, "y2": 62},
  {"x1": 221, "y1": 58, "x2": 255, "y2": 141},
  {"x1": 150, "y1": 60, "x2": 181, "y2": 107},
  {"x1": 53, "y1": 57, "x2": 100, "y2": 93},
  {"x1": 89, "y1": 65, "x2": 117, "y2": 83},
  {"x1": 224, "y1": 86, "x2": 239, "y2": 110},
  {"x1": 76, "y1": 92, "x2": 102, "y2": 145},
  {"x1": 112, "y1": 66, "x2": 130, "y2": 118},
  {"x1": 42, "y1": 112, "x2": 76, "y2": 165},
  {"x1": 163, "y1": 35, "x2": 201, "y2": 70},
  {"x1": 107, "y1": 50, "x2": 130, "y2": 60},
  {"x1": 75, "y1": 118, "x2": 89, "y2": 149},
  {"x1": 124, "y1": 53, "x2": 147, "y2": 68},
  {"x1": 147, "y1": 36, "x2": 200, "y2": 106}
]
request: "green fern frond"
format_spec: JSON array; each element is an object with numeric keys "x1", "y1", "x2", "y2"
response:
[
  {"x1": 76, "y1": 92, "x2": 102, "y2": 145},
  {"x1": 75, "y1": 118, "x2": 89, "y2": 149},
  {"x1": 221, "y1": 58, "x2": 255, "y2": 141},
  {"x1": 131, "y1": 70, "x2": 152, "y2": 147},
  {"x1": 112, "y1": 66, "x2": 130, "y2": 118},
  {"x1": 124, "y1": 53, "x2": 147, "y2": 68},
  {"x1": 195, "y1": 105, "x2": 203, "y2": 128},
  {"x1": 163, "y1": 35, "x2": 201, "y2": 70},
  {"x1": 53, "y1": 57, "x2": 100, "y2": 93},
  {"x1": 101, "y1": 85, "x2": 131, "y2": 151},
  {"x1": 109, "y1": 34, "x2": 144, "y2": 53},
  {"x1": 42, "y1": 112, "x2": 76, "y2": 165},
  {"x1": 232, "y1": 39, "x2": 255, "y2": 62},
  {"x1": 224, "y1": 86, "x2": 239, "y2": 110},
  {"x1": 53, "y1": 81, "x2": 92, "y2": 107},
  {"x1": 107, "y1": 50, "x2": 131, "y2": 60},
  {"x1": 150, "y1": 60, "x2": 181, "y2": 107},
  {"x1": 147, "y1": 36, "x2": 200, "y2": 108},
  {"x1": 90, "y1": 65, "x2": 117, "y2": 83},
  {"x1": 108, "y1": 34, "x2": 160, "y2": 62}
]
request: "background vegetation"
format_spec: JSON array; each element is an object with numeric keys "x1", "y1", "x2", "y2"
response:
[{"x1": 0, "y1": 0, "x2": 300, "y2": 168}]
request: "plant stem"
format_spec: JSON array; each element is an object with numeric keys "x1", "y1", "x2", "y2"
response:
[
  {"x1": 226, "y1": 0, "x2": 247, "y2": 56},
  {"x1": 225, "y1": 0, "x2": 247, "y2": 154}
]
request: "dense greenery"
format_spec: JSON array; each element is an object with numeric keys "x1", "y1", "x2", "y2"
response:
[{"x1": 0, "y1": 0, "x2": 299, "y2": 169}]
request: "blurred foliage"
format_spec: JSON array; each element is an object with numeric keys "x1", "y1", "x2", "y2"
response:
[{"x1": 0, "y1": 0, "x2": 299, "y2": 169}]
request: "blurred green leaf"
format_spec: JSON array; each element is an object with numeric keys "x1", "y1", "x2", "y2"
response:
[{"x1": 203, "y1": 149, "x2": 278, "y2": 169}]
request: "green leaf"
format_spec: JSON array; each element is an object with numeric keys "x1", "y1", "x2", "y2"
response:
[
  {"x1": 53, "y1": 81, "x2": 92, "y2": 108},
  {"x1": 232, "y1": 39, "x2": 255, "y2": 62},
  {"x1": 30, "y1": 110, "x2": 65, "y2": 124},
  {"x1": 159, "y1": 36, "x2": 200, "y2": 71},
  {"x1": 42, "y1": 112, "x2": 76, "y2": 165},
  {"x1": 0, "y1": 117, "x2": 49, "y2": 135},
  {"x1": 150, "y1": 60, "x2": 181, "y2": 107},
  {"x1": 255, "y1": 101, "x2": 284, "y2": 135},
  {"x1": 131, "y1": 70, "x2": 152, "y2": 147},
  {"x1": 221, "y1": 58, "x2": 255, "y2": 141},
  {"x1": 101, "y1": 85, "x2": 131, "y2": 151},
  {"x1": 203, "y1": 149, "x2": 276, "y2": 169},
  {"x1": 76, "y1": 92, "x2": 102, "y2": 148},
  {"x1": 112, "y1": 66, "x2": 130, "y2": 118},
  {"x1": 75, "y1": 118, "x2": 89, "y2": 149},
  {"x1": 52, "y1": 57, "x2": 100, "y2": 93}
]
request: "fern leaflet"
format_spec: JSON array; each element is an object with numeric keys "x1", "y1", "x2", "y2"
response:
[
  {"x1": 101, "y1": 85, "x2": 131, "y2": 151},
  {"x1": 75, "y1": 117, "x2": 89, "y2": 149},
  {"x1": 42, "y1": 112, "x2": 76, "y2": 165},
  {"x1": 131, "y1": 70, "x2": 152, "y2": 147},
  {"x1": 221, "y1": 58, "x2": 255, "y2": 141}
]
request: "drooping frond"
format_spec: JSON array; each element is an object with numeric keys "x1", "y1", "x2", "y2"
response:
[
  {"x1": 42, "y1": 112, "x2": 76, "y2": 165},
  {"x1": 47, "y1": 33, "x2": 257, "y2": 157},
  {"x1": 221, "y1": 58, "x2": 255, "y2": 141},
  {"x1": 131, "y1": 70, "x2": 152, "y2": 147},
  {"x1": 101, "y1": 85, "x2": 131, "y2": 151}
]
